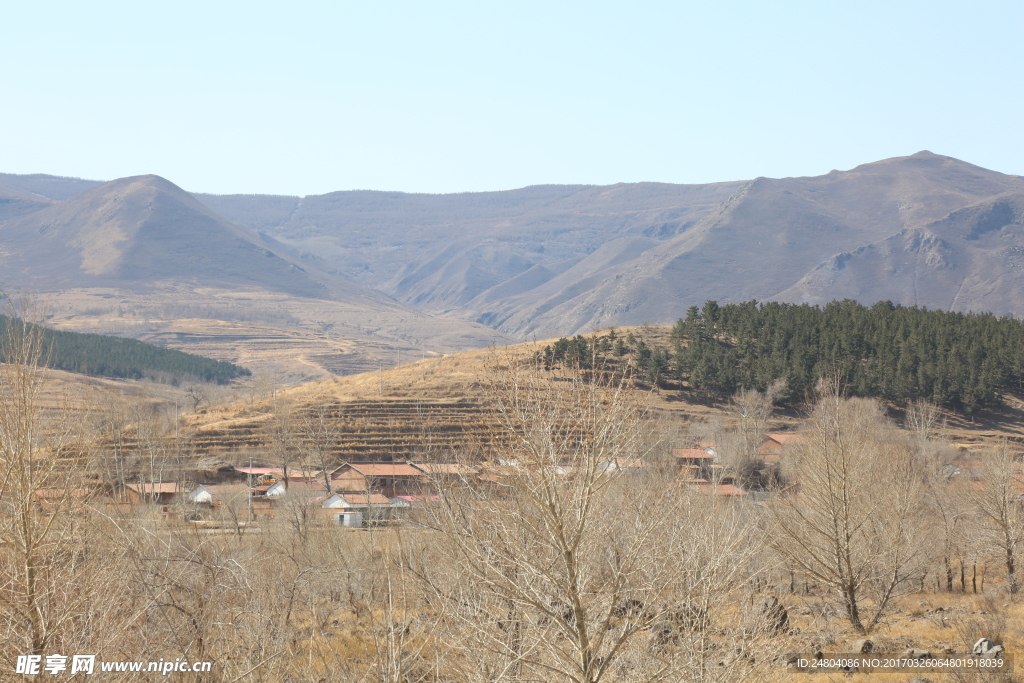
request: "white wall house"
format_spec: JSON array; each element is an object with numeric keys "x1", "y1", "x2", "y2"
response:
[{"x1": 322, "y1": 493, "x2": 403, "y2": 527}]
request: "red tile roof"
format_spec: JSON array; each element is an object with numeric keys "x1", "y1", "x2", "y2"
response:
[
  {"x1": 392, "y1": 494, "x2": 441, "y2": 503},
  {"x1": 766, "y1": 433, "x2": 804, "y2": 445},
  {"x1": 697, "y1": 483, "x2": 747, "y2": 497},
  {"x1": 413, "y1": 463, "x2": 475, "y2": 475},
  {"x1": 330, "y1": 493, "x2": 394, "y2": 506},
  {"x1": 235, "y1": 466, "x2": 285, "y2": 475},
  {"x1": 673, "y1": 448, "x2": 715, "y2": 460},
  {"x1": 33, "y1": 488, "x2": 95, "y2": 500},
  {"x1": 126, "y1": 483, "x2": 183, "y2": 495},
  {"x1": 344, "y1": 463, "x2": 425, "y2": 477}
]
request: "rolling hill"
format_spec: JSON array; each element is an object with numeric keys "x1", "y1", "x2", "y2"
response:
[{"x1": 5, "y1": 151, "x2": 1024, "y2": 373}]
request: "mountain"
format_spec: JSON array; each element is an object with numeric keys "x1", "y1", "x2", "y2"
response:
[
  {"x1": 0, "y1": 174, "x2": 348, "y2": 298},
  {"x1": 0, "y1": 173, "x2": 105, "y2": 201},
  {"x1": 0, "y1": 175, "x2": 510, "y2": 378},
  {"x1": 485, "y1": 152, "x2": 1024, "y2": 336},
  {"x1": 198, "y1": 151, "x2": 1024, "y2": 337},
  {"x1": 197, "y1": 182, "x2": 746, "y2": 312},
  {"x1": 6, "y1": 151, "x2": 1024, "y2": 349},
  {"x1": 777, "y1": 192, "x2": 1024, "y2": 313}
]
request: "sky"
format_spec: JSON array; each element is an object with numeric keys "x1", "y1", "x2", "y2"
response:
[{"x1": 2, "y1": 0, "x2": 1022, "y2": 196}]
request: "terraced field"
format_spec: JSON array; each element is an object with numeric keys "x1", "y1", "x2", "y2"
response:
[
  {"x1": 107, "y1": 329, "x2": 1024, "y2": 471},
  {"x1": 187, "y1": 397, "x2": 505, "y2": 462}
]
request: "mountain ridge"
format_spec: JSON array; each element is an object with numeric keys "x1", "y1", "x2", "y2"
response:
[{"x1": 5, "y1": 151, "x2": 1024, "y2": 348}]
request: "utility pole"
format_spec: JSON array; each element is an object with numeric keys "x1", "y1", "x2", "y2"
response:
[
  {"x1": 247, "y1": 456, "x2": 253, "y2": 524},
  {"x1": 378, "y1": 361, "x2": 383, "y2": 395}
]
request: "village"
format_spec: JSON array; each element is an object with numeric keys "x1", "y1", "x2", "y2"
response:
[
  {"x1": 29, "y1": 433, "x2": 813, "y2": 529},
  {"x1": 43, "y1": 429, "x2": 1016, "y2": 531}
]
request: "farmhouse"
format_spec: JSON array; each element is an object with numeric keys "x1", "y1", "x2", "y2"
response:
[
  {"x1": 321, "y1": 492, "x2": 405, "y2": 527},
  {"x1": 672, "y1": 448, "x2": 716, "y2": 479},
  {"x1": 756, "y1": 433, "x2": 804, "y2": 463},
  {"x1": 123, "y1": 482, "x2": 184, "y2": 505},
  {"x1": 330, "y1": 462, "x2": 428, "y2": 496}
]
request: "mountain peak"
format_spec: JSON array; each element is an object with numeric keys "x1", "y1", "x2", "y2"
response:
[{"x1": 0, "y1": 173, "x2": 338, "y2": 298}]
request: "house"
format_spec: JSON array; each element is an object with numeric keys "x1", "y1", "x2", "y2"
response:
[
  {"x1": 117, "y1": 483, "x2": 186, "y2": 520},
  {"x1": 187, "y1": 483, "x2": 249, "y2": 506},
  {"x1": 411, "y1": 462, "x2": 477, "y2": 487},
  {"x1": 31, "y1": 487, "x2": 98, "y2": 512},
  {"x1": 677, "y1": 465, "x2": 708, "y2": 484},
  {"x1": 391, "y1": 494, "x2": 440, "y2": 505},
  {"x1": 756, "y1": 433, "x2": 804, "y2": 463},
  {"x1": 597, "y1": 458, "x2": 648, "y2": 474},
  {"x1": 673, "y1": 448, "x2": 716, "y2": 479},
  {"x1": 330, "y1": 463, "x2": 428, "y2": 497},
  {"x1": 321, "y1": 492, "x2": 404, "y2": 527},
  {"x1": 123, "y1": 482, "x2": 184, "y2": 505},
  {"x1": 266, "y1": 480, "x2": 329, "y2": 500},
  {"x1": 232, "y1": 466, "x2": 285, "y2": 478}
]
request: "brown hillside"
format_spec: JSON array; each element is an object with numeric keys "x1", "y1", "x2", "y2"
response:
[
  {"x1": 0, "y1": 174, "x2": 510, "y2": 378},
  {"x1": 195, "y1": 152, "x2": 1024, "y2": 338},
  {"x1": 178, "y1": 329, "x2": 1024, "y2": 468}
]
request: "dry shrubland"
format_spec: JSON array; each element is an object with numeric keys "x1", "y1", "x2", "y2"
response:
[{"x1": 1, "y1": 315, "x2": 1022, "y2": 682}]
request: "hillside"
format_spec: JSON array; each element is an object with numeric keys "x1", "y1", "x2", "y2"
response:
[
  {"x1": 0, "y1": 175, "x2": 510, "y2": 378},
  {"x1": 778, "y1": 192, "x2": 1024, "y2": 312},
  {"x1": 0, "y1": 316, "x2": 249, "y2": 383},
  {"x1": 6, "y1": 152, "x2": 1024, "y2": 374},
  {"x1": 0, "y1": 174, "x2": 346, "y2": 297},
  {"x1": 179, "y1": 328, "x2": 1024, "y2": 467},
  {"x1": 0, "y1": 173, "x2": 104, "y2": 201},
  {"x1": 196, "y1": 151, "x2": 1024, "y2": 338}
]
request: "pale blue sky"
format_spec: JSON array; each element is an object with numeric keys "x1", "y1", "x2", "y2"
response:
[{"x1": 2, "y1": 1, "x2": 1021, "y2": 196}]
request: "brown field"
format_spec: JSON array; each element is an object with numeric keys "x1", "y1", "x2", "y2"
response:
[{"x1": 171, "y1": 328, "x2": 1024, "y2": 468}]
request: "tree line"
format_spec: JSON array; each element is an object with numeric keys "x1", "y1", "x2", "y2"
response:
[
  {"x1": 539, "y1": 300, "x2": 1024, "y2": 412},
  {"x1": 0, "y1": 315, "x2": 250, "y2": 384}
]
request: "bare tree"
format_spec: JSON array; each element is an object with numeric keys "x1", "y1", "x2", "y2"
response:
[
  {"x1": 0, "y1": 304, "x2": 91, "y2": 655},
  {"x1": 421, "y1": 356, "x2": 767, "y2": 683},
  {"x1": 732, "y1": 380, "x2": 784, "y2": 460},
  {"x1": 268, "y1": 394, "x2": 297, "y2": 482},
  {"x1": 769, "y1": 381, "x2": 929, "y2": 633},
  {"x1": 906, "y1": 398, "x2": 940, "y2": 440},
  {"x1": 724, "y1": 380, "x2": 784, "y2": 488},
  {"x1": 966, "y1": 444, "x2": 1023, "y2": 594},
  {"x1": 184, "y1": 382, "x2": 208, "y2": 412},
  {"x1": 300, "y1": 398, "x2": 340, "y2": 492}
]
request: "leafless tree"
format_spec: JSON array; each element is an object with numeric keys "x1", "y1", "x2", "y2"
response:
[
  {"x1": 769, "y1": 380, "x2": 929, "y2": 633},
  {"x1": 906, "y1": 398, "x2": 941, "y2": 440},
  {"x1": 184, "y1": 382, "x2": 208, "y2": 412},
  {"x1": 300, "y1": 398, "x2": 341, "y2": 493},
  {"x1": 0, "y1": 303, "x2": 92, "y2": 655},
  {"x1": 268, "y1": 393, "x2": 298, "y2": 482},
  {"x1": 966, "y1": 443, "x2": 1023, "y2": 594},
  {"x1": 421, "y1": 356, "x2": 770, "y2": 683},
  {"x1": 720, "y1": 380, "x2": 784, "y2": 488}
]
